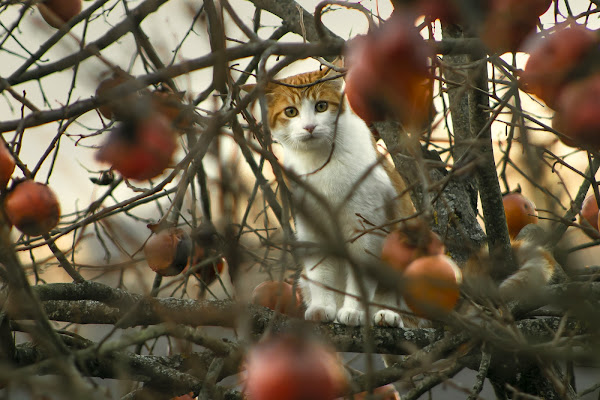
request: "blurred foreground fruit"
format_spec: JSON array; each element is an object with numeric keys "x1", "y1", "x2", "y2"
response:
[
  {"x1": 382, "y1": 222, "x2": 444, "y2": 272},
  {"x1": 402, "y1": 255, "x2": 462, "y2": 318},
  {"x1": 481, "y1": 0, "x2": 553, "y2": 53},
  {"x1": 503, "y1": 192, "x2": 538, "y2": 238},
  {"x1": 4, "y1": 181, "x2": 60, "y2": 236},
  {"x1": 144, "y1": 227, "x2": 192, "y2": 276},
  {"x1": 95, "y1": 72, "x2": 140, "y2": 120},
  {"x1": 553, "y1": 74, "x2": 600, "y2": 150},
  {"x1": 0, "y1": 143, "x2": 15, "y2": 189},
  {"x1": 38, "y1": 0, "x2": 82, "y2": 28},
  {"x1": 251, "y1": 281, "x2": 304, "y2": 317},
  {"x1": 96, "y1": 114, "x2": 176, "y2": 181},
  {"x1": 520, "y1": 24, "x2": 598, "y2": 108},
  {"x1": 243, "y1": 334, "x2": 347, "y2": 400},
  {"x1": 580, "y1": 194, "x2": 600, "y2": 233},
  {"x1": 344, "y1": 13, "x2": 434, "y2": 128}
]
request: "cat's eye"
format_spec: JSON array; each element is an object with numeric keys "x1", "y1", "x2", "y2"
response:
[
  {"x1": 315, "y1": 101, "x2": 328, "y2": 113},
  {"x1": 284, "y1": 107, "x2": 298, "y2": 118}
]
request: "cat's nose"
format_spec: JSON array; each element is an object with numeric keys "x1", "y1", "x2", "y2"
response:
[{"x1": 304, "y1": 124, "x2": 316, "y2": 134}]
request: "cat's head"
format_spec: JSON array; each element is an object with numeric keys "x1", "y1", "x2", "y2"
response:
[{"x1": 244, "y1": 67, "x2": 346, "y2": 151}]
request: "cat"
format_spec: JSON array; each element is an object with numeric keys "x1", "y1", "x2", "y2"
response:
[{"x1": 244, "y1": 65, "x2": 415, "y2": 327}]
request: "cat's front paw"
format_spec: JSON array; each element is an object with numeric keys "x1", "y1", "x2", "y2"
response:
[
  {"x1": 337, "y1": 307, "x2": 365, "y2": 326},
  {"x1": 305, "y1": 305, "x2": 337, "y2": 323},
  {"x1": 373, "y1": 310, "x2": 403, "y2": 328}
]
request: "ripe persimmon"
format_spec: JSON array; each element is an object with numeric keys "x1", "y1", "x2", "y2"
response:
[
  {"x1": 38, "y1": 0, "x2": 82, "y2": 29},
  {"x1": 144, "y1": 227, "x2": 192, "y2": 276},
  {"x1": 251, "y1": 281, "x2": 304, "y2": 317},
  {"x1": 402, "y1": 255, "x2": 462, "y2": 318},
  {"x1": 382, "y1": 222, "x2": 444, "y2": 272},
  {"x1": 243, "y1": 334, "x2": 347, "y2": 400},
  {"x1": 344, "y1": 13, "x2": 434, "y2": 128},
  {"x1": 503, "y1": 192, "x2": 538, "y2": 238},
  {"x1": 519, "y1": 24, "x2": 598, "y2": 108},
  {"x1": 580, "y1": 194, "x2": 600, "y2": 232},
  {"x1": 4, "y1": 180, "x2": 60, "y2": 236},
  {"x1": 0, "y1": 142, "x2": 15, "y2": 189},
  {"x1": 95, "y1": 114, "x2": 176, "y2": 181}
]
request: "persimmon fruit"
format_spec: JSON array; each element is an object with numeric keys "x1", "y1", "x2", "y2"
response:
[
  {"x1": 382, "y1": 222, "x2": 444, "y2": 272},
  {"x1": 251, "y1": 281, "x2": 304, "y2": 317},
  {"x1": 402, "y1": 255, "x2": 462, "y2": 318},
  {"x1": 481, "y1": 0, "x2": 552, "y2": 53},
  {"x1": 0, "y1": 143, "x2": 15, "y2": 189},
  {"x1": 243, "y1": 334, "x2": 347, "y2": 400},
  {"x1": 144, "y1": 227, "x2": 192, "y2": 276},
  {"x1": 344, "y1": 13, "x2": 434, "y2": 128},
  {"x1": 580, "y1": 194, "x2": 600, "y2": 232},
  {"x1": 520, "y1": 24, "x2": 598, "y2": 108},
  {"x1": 503, "y1": 192, "x2": 538, "y2": 238},
  {"x1": 38, "y1": 0, "x2": 82, "y2": 29},
  {"x1": 4, "y1": 180, "x2": 60, "y2": 236},
  {"x1": 95, "y1": 114, "x2": 176, "y2": 181},
  {"x1": 553, "y1": 74, "x2": 600, "y2": 150}
]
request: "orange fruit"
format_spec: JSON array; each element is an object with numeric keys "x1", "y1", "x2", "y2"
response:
[
  {"x1": 38, "y1": 0, "x2": 82, "y2": 29},
  {"x1": 243, "y1": 334, "x2": 347, "y2": 400},
  {"x1": 144, "y1": 228, "x2": 192, "y2": 276},
  {"x1": 95, "y1": 114, "x2": 177, "y2": 181},
  {"x1": 581, "y1": 194, "x2": 600, "y2": 232},
  {"x1": 4, "y1": 180, "x2": 60, "y2": 236},
  {"x1": 0, "y1": 143, "x2": 15, "y2": 189},
  {"x1": 402, "y1": 255, "x2": 462, "y2": 318},
  {"x1": 502, "y1": 192, "x2": 538, "y2": 238},
  {"x1": 251, "y1": 281, "x2": 304, "y2": 317},
  {"x1": 382, "y1": 222, "x2": 445, "y2": 272}
]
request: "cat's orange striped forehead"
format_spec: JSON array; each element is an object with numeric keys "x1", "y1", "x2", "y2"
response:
[{"x1": 265, "y1": 69, "x2": 345, "y2": 129}]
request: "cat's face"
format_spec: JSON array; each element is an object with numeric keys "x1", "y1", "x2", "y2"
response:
[{"x1": 262, "y1": 69, "x2": 345, "y2": 151}]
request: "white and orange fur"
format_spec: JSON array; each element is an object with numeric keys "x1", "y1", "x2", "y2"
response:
[
  {"x1": 246, "y1": 65, "x2": 555, "y2": 327},
  {"x1": 246, "y1": 66, "x2": 414, "y2": 327}
]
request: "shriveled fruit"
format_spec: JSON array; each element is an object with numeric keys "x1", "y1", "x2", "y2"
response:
[
  {"x1": 344, "y1": 13, "x2": 434, "y2": 128},
  {"x1": 4, "y1": 181, "x2": 60, "y2": 236},
  {"x1": 0, "y1": 143, "x2": 15, "y2": 189},
  {"x1": 503, "y1": 192, "x2": 538, "y2": 238},
  {"x1": 95, "y1": 114, "x2": 176, "y2": 181},
  {"x1": 580, "y1": 194, "x2": 600, "y2": 232},
  {"x1": 144, "y1": 227, "x2": 192, "y2": 276},
  {"x1": 38, "y1": 0, "x2": 82, "y2": 29},
  {"x1": 520, "y1": 24, "x2": 598, "y2": 108},
  {"x1": 402, "y1": 255, "x2": 462, "y2": 318},
  {"x1": 382, "y1": 221, "x2": 445, "y2": 272},
  {"x1": 251, "y1": 281, "x2": 304, "y2": 317},
  {"x1": 243, "y1": 334, "x2": 347, "y2": 400}
]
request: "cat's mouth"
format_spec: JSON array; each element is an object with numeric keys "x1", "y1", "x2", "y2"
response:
[{"x1": 296, "y1": 133, "x2": 318, "y2": 142}]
